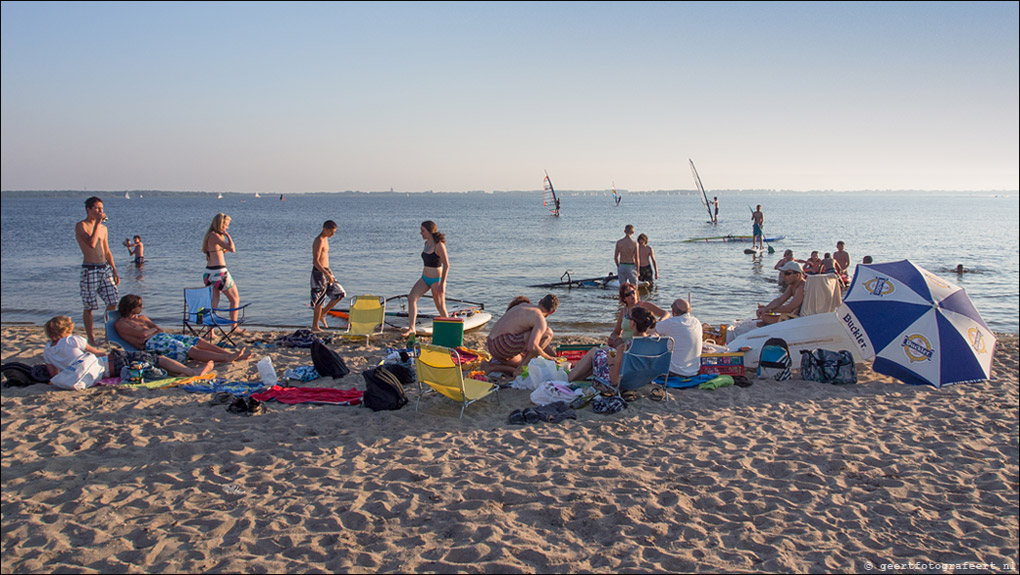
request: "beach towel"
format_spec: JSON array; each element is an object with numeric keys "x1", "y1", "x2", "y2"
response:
[
  {"x1": 652, "y1": 373, "x2": 717, "y2": 389},
  {"x1": 252, "y1": 384, "x2": 363, "y2": 406},
  {"x1": 180, "y1": 378, "x2": 268, "y2": 396},
  {"x1": 275, "y1": 329, "x2": 330, "y2": 348}
]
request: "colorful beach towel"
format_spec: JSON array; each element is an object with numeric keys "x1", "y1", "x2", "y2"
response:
[
  {"x1": 251, "y1": 384, "x2": 363, "y2": 406},
  {"x1": 180, "y1": 378, "x2": 268, "y2": 396}
]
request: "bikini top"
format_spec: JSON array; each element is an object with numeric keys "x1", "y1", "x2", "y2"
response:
[{"x1": 421, "y1": 243, "x2": 441, "y2": 268}]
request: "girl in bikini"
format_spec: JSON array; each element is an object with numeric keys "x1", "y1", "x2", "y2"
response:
[
  {"x1": 202, "y1": 213, "x2": 244, "y2": 328},
  {"x1": 402, "y1": 220, "x2": 449, "y2": 337}
]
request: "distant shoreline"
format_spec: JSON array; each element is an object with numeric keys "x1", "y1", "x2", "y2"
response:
[{"x1": 2, "y1": 189, "x2": 1016, "y2": 199}]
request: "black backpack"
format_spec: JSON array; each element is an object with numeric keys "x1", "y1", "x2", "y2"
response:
[
  {"x1": 311, "y1": 339, "x2": 350, "y2": 379},
  {"x1": 362, "y1": 366, "x2": 408, "y2": 411},
  {"x1": 1, "y1": 362, "x2": 50, "y2": 387}
]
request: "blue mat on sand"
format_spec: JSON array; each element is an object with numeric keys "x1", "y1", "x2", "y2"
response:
[
  {"x1": 653, "y1": 373, "x2": 717, "y2": 389},
  {"x1": 179, "y1": 378, "x2": 268, "y2": 396}
]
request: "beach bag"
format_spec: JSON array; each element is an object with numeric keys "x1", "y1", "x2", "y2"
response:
[
  {"x1": 756, "y1": 338, "x2": 791, "y2": 381},
  {"x1": 362, "y1": 366, "x2": 408, "y2": 411},
  {"x1": 311, "y1": 339, "x2": 350, "y2": 379},
  {"x1": 50, "y1": 354, "x2": 105, "y2": 390},
  {"x1": 800, "y1": 349, "x2": 857, "y2": 384},
  {"x1": 381, "y1": 362, "x2": 417, "y2": 386}
]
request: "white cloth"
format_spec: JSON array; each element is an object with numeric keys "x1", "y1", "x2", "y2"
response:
[
  {"x1": 45, "y1": 336, "x2": 107, "y2": 390},
  {"x1": 655, "y1": 314, "x2": 703, "y2": 376},
  {"x1": 44, "y1": 336, "x2": 104, "y2": 371}
]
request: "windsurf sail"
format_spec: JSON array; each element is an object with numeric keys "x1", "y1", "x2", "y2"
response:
[
  {"x1": 543, "y1": 171, "x2": 560, "y2": 216},
  {"x1": 612, "y1": 182, "x2": 621, "y2": 206},
  {"x1": 689, "y1": 159, "x2": 714, "y2": 223}
]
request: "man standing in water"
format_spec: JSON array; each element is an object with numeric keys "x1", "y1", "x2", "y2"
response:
[
  {"x1": 75, "y1": 196, "x2": 120, "y2": 346},
  {"x1": 614, "y1": 224, "x2": 640, "y2": 287},
  {"x1": 311, "y1": 220, "x2": 346, "y2": 332},
  {"x1": 751, "y1": 205, "x2": 765, "y2": 251},
  {"x1": 711, "y1": 196, "x2": 719, "y2": 224}
]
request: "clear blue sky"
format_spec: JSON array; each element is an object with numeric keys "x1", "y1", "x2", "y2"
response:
[{"x1": 2, "y1": 1, "x2": 1017, "y2": 193}]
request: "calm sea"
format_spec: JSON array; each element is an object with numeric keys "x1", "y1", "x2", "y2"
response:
[{"x1": 2, "y1": 191, "x2": 1017, "y2": 336}]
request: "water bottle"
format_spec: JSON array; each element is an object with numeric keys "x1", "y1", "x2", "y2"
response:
[{"x1": 257, "y1": 356, "x2": 278, "y2": 386}]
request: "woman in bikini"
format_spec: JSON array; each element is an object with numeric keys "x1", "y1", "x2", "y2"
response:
[
  {"x1": 202, "y1": 213, "x2": 243, "y2": 327},
  {"x1": 607, "y1": 283, "x2": 668, "y2": 348},
  {"x1": 402, "y1": 220, "x2": 449, "y2": 337}
]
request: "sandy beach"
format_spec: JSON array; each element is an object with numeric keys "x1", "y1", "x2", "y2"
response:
[{"x1": 2, "y1": 325, "x2": 1017, "y2": 573}]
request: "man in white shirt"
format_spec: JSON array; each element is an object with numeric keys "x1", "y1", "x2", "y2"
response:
[{"x1": 654, "y1": 299, "x2": 703, "y2": 377}]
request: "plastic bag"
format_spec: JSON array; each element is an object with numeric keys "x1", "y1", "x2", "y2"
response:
[
  {"x1": 530, "y1": 380, "x2": 580, "y2": 406},
  {"x1": 523, "y1": 357, "x2": 569, "y2": 389}
]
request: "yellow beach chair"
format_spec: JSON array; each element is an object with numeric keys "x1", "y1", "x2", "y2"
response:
[
  {"x1": 342, "y1": 295, "x2": 386, "y2": 344},
  {"x1": 414, "y1": 343, "x2": 499, "y2": 419}
]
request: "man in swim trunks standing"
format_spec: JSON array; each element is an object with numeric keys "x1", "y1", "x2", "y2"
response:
[
  {"x1": 614, "y1": 225, "x2": 640, "y2": 287},
  {"x1": 485, "y1": 294, "x2": 561, "y2": 375},
  {"x1": 75, "y1": 196, "x2": 120, "y2": 346},
  {"x1": 751, "y1": 205, "x2": 765, "y2": 251},
  {"x1": 311, "y1": 220, "x2": 346, "y2": 332}
]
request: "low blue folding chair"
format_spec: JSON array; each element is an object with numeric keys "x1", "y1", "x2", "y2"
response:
[
  {"x1": 182, "y1": 286, "x2": 249, "y2": 346},
  {"x1": 104, "y1": 310, "x2": 141, "y2": 352},
  {"x1": 618, "y1": 336, "x2": 675, "y2": 401}
]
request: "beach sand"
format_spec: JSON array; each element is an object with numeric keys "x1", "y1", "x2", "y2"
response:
[{"x1": 2, "y1": 325, "x2": 1017, "y2": 573}]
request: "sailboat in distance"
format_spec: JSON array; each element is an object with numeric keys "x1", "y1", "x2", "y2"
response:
[
  {"x1": 543, "y1": 171, "x2": 560, "y2": 217},
  {"x1": 689, "y1": 159, "x2": 716, "y2": 224}
]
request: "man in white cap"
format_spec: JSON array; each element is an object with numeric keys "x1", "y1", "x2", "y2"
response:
[
  {"x1": 655, "y1": 298, "x2": 703, "y2": 377},
  {"x1": 756, "y1": 260, "x2": 806, "y2": 326}
]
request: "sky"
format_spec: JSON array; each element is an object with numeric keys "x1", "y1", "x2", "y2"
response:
[{"x1": 2, "y1": 1, "x2": 1018, "y2": 193}]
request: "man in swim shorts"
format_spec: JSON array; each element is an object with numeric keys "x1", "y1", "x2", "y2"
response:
[
  {"x1": 311, "y1": 220, "x2": 346, "y2": 331},
  {"x1": 75, "y1": 196, "x2": 120, "y2": 346},
  {"x1": 484, "y1": 294, "x2": 561, "y2": 375},
  {"x1": 113, "y1": 295, "x2": 251, "y2": 364},
  {"x1": 751, "y1": 205, "x2": 765, "y2": 251},
  {"x1": 614, "y1": 224, "x2": 640, "y2": 287}
]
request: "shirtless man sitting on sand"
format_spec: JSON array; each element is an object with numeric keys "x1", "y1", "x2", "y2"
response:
[
  {"x1": 485, "y1": 294, "x2": 561, "y2": 375},
  {"x1": 114, "y1": 295, "x2": 251, "y2": 365}
]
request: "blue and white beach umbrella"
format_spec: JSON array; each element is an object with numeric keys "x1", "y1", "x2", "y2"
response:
[{"x1": 836, "y1": 260, "x2": 996, "y2": 388}]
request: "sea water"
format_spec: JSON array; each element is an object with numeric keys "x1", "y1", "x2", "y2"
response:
[{"x1": 1, "y1": 191, "x2": 1017, "y2": 336}]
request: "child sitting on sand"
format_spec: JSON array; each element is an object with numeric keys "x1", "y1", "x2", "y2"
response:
[{"x1": 43, "y1": 316, "x2": 109, "y2": 389}]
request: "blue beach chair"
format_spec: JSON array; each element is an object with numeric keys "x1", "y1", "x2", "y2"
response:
[
  {"x1": 182, "y1": 286, "x2": 249, "y2": 346},
  {"x1": 104, "y1": 310, "x2": 141, "y2": 352}
]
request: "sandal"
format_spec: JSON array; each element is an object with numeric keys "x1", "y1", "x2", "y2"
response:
[
  {"x1": 621, "y1": 390, "x2": 639, "y2": 403},
  {"x1": 508, "y1": 409, "x2": 527, "y2": 425},
  {"x1": 227, "y1": 396, "x2": 248, "y2": 414},
  {"x1": 247, "y1": 398, "x2": 265, "y2": 416},
  {"x1": 523, "y1": 408, "x2": 540, "y2": 424},
  {"x1": 650, "y1": 387, "x2": 667, "y2": 402}
]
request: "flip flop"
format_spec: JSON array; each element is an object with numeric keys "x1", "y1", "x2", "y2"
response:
[
  {"x1": 523, "y1": 408, "x2": 540, "y2": 424},
  {"x1": 247, "y1": 398, "x2": 265, "y2": 416},
  {"x1": 227, "y1": 396, "x2": 248, "y2": 414},
  {"x1": 621, "y1": 390, "x2": 639, "y2": 403},
  {"x1": 508, "y1": 409, "x2": 527, "y2": 425},
  {"x1": 650, "y1": 386, "x2": 667, "y2": 402}
]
